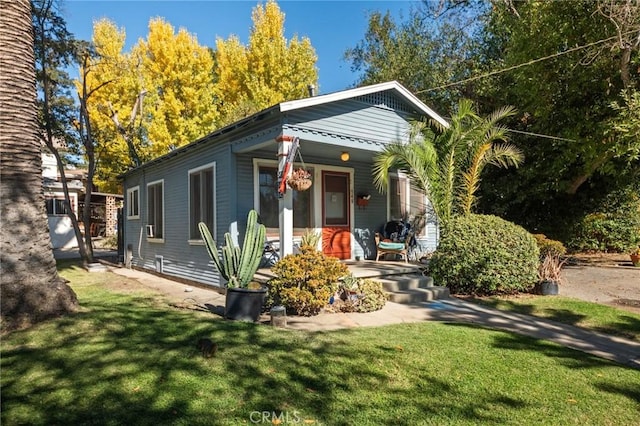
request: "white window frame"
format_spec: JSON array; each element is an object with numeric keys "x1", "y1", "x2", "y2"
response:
[
  {"x1": 188, "y1": 162, "x2": 216, "y2": 244},
  {"x1": 388, "y1": 171, "x2": 429, "y2": 238},
  {"x1": 126, "y1": 186, "x2": 140, "y2": 219},
  {"x1": 146, "y1": 179, "x2": 164, "y2": 243},
  {"x1": 252, "y1": 158, "x2": 317, "y2": 234},
  {"x1": 45, "y1": 193, "x2": 76, "y2": 216}
]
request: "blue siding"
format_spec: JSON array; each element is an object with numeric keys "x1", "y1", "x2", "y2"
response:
[
  {"x1": 124, "y1": 140, "x2": 232, "y2": 287},
  {"x1": 284, "y1": 93, "x2": 419, "y2": 146}
]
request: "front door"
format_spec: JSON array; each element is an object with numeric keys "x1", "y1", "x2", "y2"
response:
[{"x1": 321, "y1": 171, "x2": 351, "y2": 259}]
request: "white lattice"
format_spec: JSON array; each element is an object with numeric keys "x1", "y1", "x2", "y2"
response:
[{"x1": 355, "y1": 91, "x2": 411, "y2": 113}]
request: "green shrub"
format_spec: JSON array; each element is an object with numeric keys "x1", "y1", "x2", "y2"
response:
[
  {"x1": 532, "y1": 234, "x2": 567, "y2": 258},
  {"x1": 568, "y1": 185, "x2": 640, "y2": 252},
  {"x1": 334, "y1": 276, "x2": 387, "y2": 313},
  {"x1": 429, "y1": 214, "x2": 539, "y2": 295},
  {"x1": 268, "y1": 247, "x2": 349, "y2": 316}
]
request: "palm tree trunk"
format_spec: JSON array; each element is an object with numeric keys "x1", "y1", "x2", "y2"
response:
[{"x1": 0, "y1": 0, "x2": 78, "y2": 331}]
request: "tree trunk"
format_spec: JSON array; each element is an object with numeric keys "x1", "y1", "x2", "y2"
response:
[
  {"x1": 0, "y1": 0, "x2": 78, "y2": 332},
  {"x1": 34, "y1": 0, "x2": 90, "y2": 263},
  {"x1": 566, "y1": 152, "x2": 611, "y2": 195},
  {"x1": 48, "y1": 146, "x2": 91, "y2": 262}
]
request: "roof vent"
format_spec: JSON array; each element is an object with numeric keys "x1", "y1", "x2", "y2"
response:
[{"x1": 307, "y1": 84, "x2": 316, "y2": 97}]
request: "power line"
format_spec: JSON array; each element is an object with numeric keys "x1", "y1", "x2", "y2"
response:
[
  {"x1": 416, "y1": 31, "x2": 636, "y2": 94},
  {"x1": 508, "y1": 128, "x2": 577, "y2": 143}
]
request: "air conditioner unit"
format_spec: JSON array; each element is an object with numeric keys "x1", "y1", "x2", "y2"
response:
[{"x1": 146, "y1": 225, "x2": 154, "y2": 238}]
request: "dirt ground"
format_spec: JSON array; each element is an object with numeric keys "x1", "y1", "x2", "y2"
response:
[{"x1": 562, "y1": 253, "x2": 640, "y2": 314}]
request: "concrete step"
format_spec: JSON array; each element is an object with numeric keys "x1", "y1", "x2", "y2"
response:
[
  {"x1": 386, "y1": 286, "x2": 450, "y2": 304},
  {"x1": 376, "y1": 273, "x2": 449, "y2": 304},
  {"x1": 378, "y1": 274, "x2": 433, "y2": 292},
  {"x1": 85, "y1": 262, "x2": 109, "y2": 273}
]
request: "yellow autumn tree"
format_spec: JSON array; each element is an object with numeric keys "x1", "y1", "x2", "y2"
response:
[
  {"x1": 136, "y1": 18, "x2": 219, "y2": 158},
  {"x1": 81, "y1": 18, "x2": 218, "y2": 192},
  {"x1": 215, "y1": 0, "x2": 318, "y2": 125},
  {"x1": 80, "y1": 19, "x2": 139, "y2": 192}
]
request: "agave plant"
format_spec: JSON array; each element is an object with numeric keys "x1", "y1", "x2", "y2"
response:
[{"x1": 300, "y1": 228, "x2": 321, "y2": 250}]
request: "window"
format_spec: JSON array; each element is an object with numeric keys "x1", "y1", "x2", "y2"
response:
[
  {"x1": 389, "y1": 173, "x2": 428, "y2": 236},
  {"x1": 126, "y1": 186, "x2": 140, "y2": 219},
  {"x1": 389, "y1": 175, "x2": 407, "y2": 220},
  {"x1": 258, "y1": 165, "x2": 312, "y2": 229},
  {"x1": 147, "y1": 180, "x2": 164, "y2": 240},
  {"x1": 189, "y1": 164, "x2": 215, "y2": 240},
  {"x1": 45, "y1": 197, "x2": 69, "y2": 216}
]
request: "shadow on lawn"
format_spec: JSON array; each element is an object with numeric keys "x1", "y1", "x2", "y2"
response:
[
  {"x1": 595, "y1": 314, "x2": 640, "y2": 341},
  {"x1": 442, "y1": 322, "x2": 640, "y2": 409},
  {"x1": 229, "y1": 328, "x2": 536, "y2": 425},
  {"x1": 469, "y1": 298, "x2": 587, "y2": 325},
  {"x1": 2, "y1": 297, "x2": 213, "y2": 425},
  {"x1": 3, "y1": 293, "x2": 539, "y2": 425},
  {"x1": 3, "y1": 272, "x2": 638, "y2": 425}
]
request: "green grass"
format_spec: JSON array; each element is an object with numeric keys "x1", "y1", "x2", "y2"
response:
[
  {"x1": 1, "y1": 262, "x2": 639, "y2": 425},
  {"x1": 465, "y1": 295, "x2": 640, "y2": 341}
]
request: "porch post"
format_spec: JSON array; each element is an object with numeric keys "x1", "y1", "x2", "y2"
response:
[{"x1": 277, "y1": 135, "x2": 294, "y2": 258}]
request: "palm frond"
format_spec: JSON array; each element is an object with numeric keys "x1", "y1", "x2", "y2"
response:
[
  {"x1": 459, "y1": 143, "x2": 491, "y2": 216},
  {"x1": 487, "y1": 143, "x2": 524, "y2": 168},
  {"x1": 485, "y1": 105, "x2": 517, "y2": 126},
  {"x1": 371, "y1": 138, "x2": 437, "y2": 196}
]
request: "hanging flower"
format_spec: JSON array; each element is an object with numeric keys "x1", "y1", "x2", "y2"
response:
[
  {"x1": 289, "y1": 168, "x2": 312, "y2": 180},
  {"x1": 287, "y1": 168, "x2": 312, "y2": 191}
]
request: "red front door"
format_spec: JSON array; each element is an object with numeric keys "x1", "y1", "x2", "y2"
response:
[{"x1": 321, "y1": 171, "x2": 351, "y2": 259}]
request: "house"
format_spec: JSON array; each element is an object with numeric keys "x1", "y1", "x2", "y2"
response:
[
  {"x1": 42, "y1": 152, "x2": 123, "y2": 249},
  {"x1": 121, "y1": 81, "x2": 446, "y2": 287}
]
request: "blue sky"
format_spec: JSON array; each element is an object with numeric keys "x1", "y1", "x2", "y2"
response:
[{"x1": 63, "y1": 0, "x2": 418, "y2": 94}]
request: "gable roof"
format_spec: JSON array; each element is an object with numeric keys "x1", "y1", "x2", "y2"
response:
[{"x1": 280, "y1": 80, "x2": 448, "y2": 128}]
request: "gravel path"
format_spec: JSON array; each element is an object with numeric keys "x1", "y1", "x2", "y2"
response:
[{"x1": 562, "y1": 255, "x2": 640, "y2": 314}]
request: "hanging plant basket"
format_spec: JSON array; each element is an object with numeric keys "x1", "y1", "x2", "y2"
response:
[{"x1": 287, "y1": 168, "x2": 312, "y2": 191}]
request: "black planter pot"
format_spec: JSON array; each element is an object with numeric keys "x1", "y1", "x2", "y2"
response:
[
  {"x1": 536, "y1": 280, "x2": 559, "y2": 296},
  {"x1": 225, "y1": 286, "x2": 268, "y2": 321}
]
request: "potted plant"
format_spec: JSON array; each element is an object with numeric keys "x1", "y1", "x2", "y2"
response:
[
  {"x1": 356, "y1": 193, "x2": 370, "y2": 209},
  {"x1": 199, "y1": 210, "x2": 267, "y2": 321},
  {"x1": 287, "y1": 168, "x2": 312, "y2": 191},
  {"x1": 630, "y1": 247, "x2": 640, "y2": 267},
  {"x1": 535, "y1": 253, "x2": 566, "y2": 295}
]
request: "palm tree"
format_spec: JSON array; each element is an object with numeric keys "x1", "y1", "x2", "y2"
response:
[
  {"x1": 1, "y1": 0, "x2": 78, "y2": 331},
  {"x1": 373, "y1": 99, "x2": 523, "y2": 229}
]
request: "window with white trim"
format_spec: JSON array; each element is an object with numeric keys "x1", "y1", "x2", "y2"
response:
[
  {"x1": 45, "y1": 197, "x2": 70, "y2": 216},
  {"x1": 126, "y1": 186, "x2": 140, "y2": 219},
  {"x1": 389, "y1": 173, "x2": 428, "y2": 236},
  {"x1": 147, "y1": 180, "x2": 164, "y2": 239},
  {"x1": 258, "y1": 164, "x2": 312, "y2": 230},
  {"x1": 189, "y1": 164, "x2": 215, "y2": 240}
]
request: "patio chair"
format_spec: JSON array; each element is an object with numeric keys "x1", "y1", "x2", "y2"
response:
[
  {"x1": 259, "y1": 240, "x2": 280, "y2": 268},
  {"x1": 374, "y1": 221, "x2": 412, "y2": 262}
]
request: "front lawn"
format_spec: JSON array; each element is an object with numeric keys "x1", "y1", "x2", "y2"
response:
[{"x1": 1, "y1": 263, "x2": 639, "y2": 425}]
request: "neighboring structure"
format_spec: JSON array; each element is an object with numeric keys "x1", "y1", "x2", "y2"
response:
[
  {"x1": 121, "y1": 81, "x2": 446, "y2": 287},
  {"x1": 42, "y1": 152, "x2": 123, "y2": 248}
]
